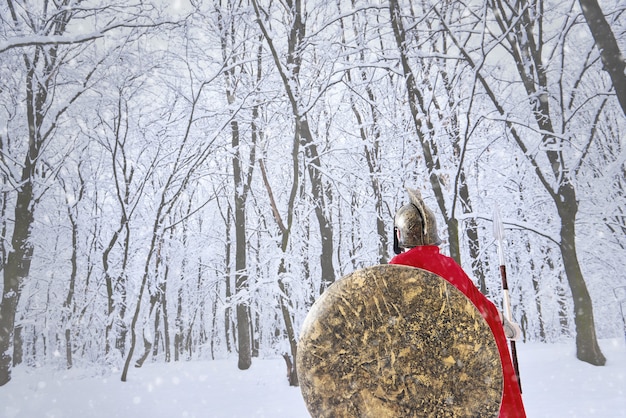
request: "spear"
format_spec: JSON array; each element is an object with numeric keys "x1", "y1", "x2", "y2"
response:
[{"x1": 493, "y1": 205, "x2": 522, "y2": 392}]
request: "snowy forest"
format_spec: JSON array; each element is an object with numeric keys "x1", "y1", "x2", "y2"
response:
[{"x1": 1, "y1": 0, "x2": 625, "y2": 388}]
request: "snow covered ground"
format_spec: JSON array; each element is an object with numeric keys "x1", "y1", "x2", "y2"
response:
[{"x1": 1, "y1": 338, "x2": 624, "y2": 417}]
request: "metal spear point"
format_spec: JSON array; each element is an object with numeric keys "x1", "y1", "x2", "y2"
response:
[{"x1": 493, "y1": 204, "x2": 522, "y2": 392}]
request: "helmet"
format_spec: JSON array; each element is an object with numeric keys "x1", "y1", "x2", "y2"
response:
[{"x1": 394, "y1": 188, "x2": 442, "y2": 253}]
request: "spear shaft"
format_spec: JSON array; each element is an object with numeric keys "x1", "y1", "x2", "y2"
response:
[{"x1": 493, "y1": 206, "x2": 522, "y2": 392}]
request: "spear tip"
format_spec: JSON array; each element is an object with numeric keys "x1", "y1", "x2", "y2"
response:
[{"x1": 493, "y1": 205, "x2": 505, "y2": 241}]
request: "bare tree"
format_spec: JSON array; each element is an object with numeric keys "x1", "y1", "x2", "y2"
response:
[
  {"x1": 58, "y1": 162, "x2": 86, "y2": 369},
  {"x1": 121, "y1": 77, "x2": 230, "y2": 379},
  {"x1": 486, "y1": 0, "x2": 606, "y2": 366},
  {"x1": 429, "y1": 0, "x2": 609, "y2": 364},
  {"x1": 94, "y1": 80, "x2": 159, "y2": 357},
  {"x1": 1, "y1": 2, "x2": 104, "y2": 385},
  {"x1": 337, "y1": 1, "x2": 392, "y2": 265},
  {"x1": 216, "y1": 0, "x2": 259, "y2": 370},
  {"x1": 258, "y1": 157, "x2": 300, "y2": 386},
  {"x1": 252, "y1": 0, "x2": 336, "y2": 293},
  {"x1": 251, "y1": 0, "x2": 340, "y2": 385},
  {"x1": 388, "y1": 0, "x2": 464, "y2": 263}
]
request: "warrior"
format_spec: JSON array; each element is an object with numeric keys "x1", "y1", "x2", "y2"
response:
[{"x1": 390, "y1": 187, "x2": 526, "y2": 418}]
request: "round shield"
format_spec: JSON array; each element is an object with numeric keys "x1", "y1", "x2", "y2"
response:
[{"x1": 297, "y1": 264, "x2": 503, "y2": 418}]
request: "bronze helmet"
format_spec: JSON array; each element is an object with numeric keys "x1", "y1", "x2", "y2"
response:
[{"x1": 394, "y1": 188, "x2": 442, "y2": 253}]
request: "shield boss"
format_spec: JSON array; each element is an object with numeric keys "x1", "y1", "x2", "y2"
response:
[{"x1": 297, "y1": 264, "x2": 503, "y2": 417}]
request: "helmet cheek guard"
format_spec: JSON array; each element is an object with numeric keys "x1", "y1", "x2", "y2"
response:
[{"x1": 393, "y1": 227, "x2": 402, "y2": 255}]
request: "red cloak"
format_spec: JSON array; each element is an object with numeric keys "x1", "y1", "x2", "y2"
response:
[{"x1": 390, "y1": 246, "x2": 526, "y2": 418}]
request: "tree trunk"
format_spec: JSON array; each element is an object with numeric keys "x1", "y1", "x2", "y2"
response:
[
  {"x1": 578, "y1": 0, "x2": 626, "y2": 114},
  {"x1": 224, "y1": 205, "x2": 233, "y2": 354},
  {"x1": 162, "y1": 269, "x2": 171, "y2": 363},
  {"x1": 175, "y1": 286, "x2": 183, "y2": 362},
  {"x1": 531, "y1": 269, "x2": 546, "y2": 341},
  {"x1": 0, "y1": 43, "x2": 42, "y2": 385},
  {"x1": 216, "y1": 3, "x2": 257, "y2": 368},
  {"x1": 345, "y1": 67, "x2": 390, "y2": 265},
  {"x1": 298, "y1": 118, "x2": 336, "y2": 292},
  {"x1": 0, "y1": 160, "x2": 35, "y2": 386},
  {"x1": 278, "y1": 260, "x2": 299, "y2": 386},
  {"x1": 63, "y1": 207, "x2": 79, "y2": 369},
  {"x1": 232, "y1": 118, "x2": 251, "y2": 371},
  {"x1": 557, "y1": 186, "x2": 605, "y2": 365},
  {"x1": 121, "y1": 228, "x2": 160, "y2": 381},
  {"x1": 12, "y1": 326, "x2": 23, "y2": 366}
]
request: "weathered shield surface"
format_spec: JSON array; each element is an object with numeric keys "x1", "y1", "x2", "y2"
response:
[{"x1": 297, "y1": 264, "x2": 503, "y2": 418}]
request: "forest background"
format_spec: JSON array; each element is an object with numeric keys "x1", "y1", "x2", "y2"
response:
[{"x1": 1, "y1": 0, "x2": 625, "y2": 387}]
